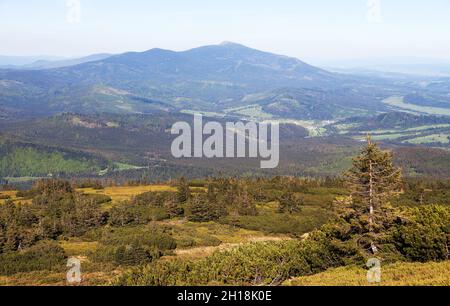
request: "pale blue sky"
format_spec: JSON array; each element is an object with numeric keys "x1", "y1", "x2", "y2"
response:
[{"x1": 1, "y1": 0, "x2": 449, "y2": 61}]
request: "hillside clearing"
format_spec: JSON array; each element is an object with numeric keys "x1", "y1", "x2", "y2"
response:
[{"x1": 77, "y1": 185, "x2": 177, "y2": 205}]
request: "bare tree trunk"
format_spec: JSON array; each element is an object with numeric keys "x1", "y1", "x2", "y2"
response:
[
  {"x1": 369, "y1": 160, "x2": 374, "y2": 232},
  {"x1": 369, "y1": 160, "x2": 378, "y2": 254}
]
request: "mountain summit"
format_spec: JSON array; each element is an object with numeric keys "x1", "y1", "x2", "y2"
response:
[{"x1": 0, "y1": 42, "x2": 382, "y2": 119}]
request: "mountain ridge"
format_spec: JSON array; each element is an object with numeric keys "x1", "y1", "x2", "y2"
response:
[{"x1": 0, "y1": 42, "x2": 441, "y2": 120}]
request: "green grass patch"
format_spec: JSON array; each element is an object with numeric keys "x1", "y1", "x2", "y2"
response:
[
  {"x1": 404, "y1": 134, "x2": 450, "y2": 144},
  {"x1": 383, "y1": 96, "x2": 450, "y2": 116}
]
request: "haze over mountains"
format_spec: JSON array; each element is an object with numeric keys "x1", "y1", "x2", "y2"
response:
[
  {"x1": 0, "y1": 42, "x2": 450, "y2": 121},
  {"x1": 318, "y1": 57, "x2": 450, "y2": 77},
  {"x1": 0, "y1": 54, "x2": 113, "y2": 69},
  {"x1": 0, "y1": 55, "x2": 66, "y2": 67}
]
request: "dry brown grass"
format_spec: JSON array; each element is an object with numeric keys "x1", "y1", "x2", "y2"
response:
[
  {"x1": 0, "y1": 190, "x2": 32, "y2": 205},
  {"x1": 77, "y1": 185, "x2": 177, "y2": 207},
  {"x1": 0, "y1": 191, "x2": 17, "y2": 203},
  {"x1": 59, "y1": 240, "x2": 99, "y2": 257},
  {"x1": 284, "y1": 261, "x2": 450, "y2": 286},
  {"x1": 0, "y1": 268, "x2": 124, "y2": 286},
  {"x1": 172, "y1": 236, "x2": 290, "y2": 260},
  {"x1": 157, "y1": 220, "x2": 291, "y2": 260},
  {"x1": 0, "y1": 271, "x2": 66, "y2": 286}
]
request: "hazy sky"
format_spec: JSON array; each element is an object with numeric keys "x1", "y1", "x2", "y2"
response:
[{"x1": 1, "y1": 0, "x2": 449, "y2": 61}]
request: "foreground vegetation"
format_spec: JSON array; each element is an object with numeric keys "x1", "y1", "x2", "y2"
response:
[{"x1": 0, "y1": 140, "x2": 449, "y2": 286}]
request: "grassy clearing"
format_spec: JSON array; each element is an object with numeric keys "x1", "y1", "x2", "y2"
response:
[
  {"x1": 168, "y1": 221, "x2": 269, "y2": 245},
  {"x1": 171, "y1": 236, "x2": 289, "y2": 261},
  {"x1": 0, "y1": 271, "x2": 66, "y2": 286},
  {"x1": 353, "y1": 123, "x2": 450, "y2": 145},
  {"x1": 60, "y1": 240, "x2": 99, "y2": 257},
  {"x1": 383, "y1": 96, "x2": 450, "y2": 116},
  {"x1": 0, "y1": 263, "x2": 123, "y2": 286},
  {"x1": 405, "y1": 134, "x2": 450, "y2": 145},
  {"x1": 406, "y1": 124, "x2": 450, "y2": 132},
  {"x1": 225, "y1": 105, "x2": 273, "y2": 120},
  {"x1": 0, "y1": 190, "x2": 17, "y2": 204},
  {"x1": 2, "y1": 185, "x2": 178, "y2": 206},
  {"x1": 181, "y1": 109, "x2": 227, "y2": 118},
  {"x1": 113, "y1": 162, "x2": 145, "y2": 171},
  {"x1": 284, "y1": 261, "x2": 450, "y2": 286},
  {"x1": 99, "y1": 162, "x2": 145, "y2": 176},
  {"x1": 263, "y1": 119, "x2": 330, "y2": 137},
  {"x1": 333, "y1": 123, "x2": 359, "y2": 134},
  {"x1": 3, "y1": 177, "x2": 44, "y2": 183},
  {"x1": 77, "y1": 185, "x2": 177, "y2": 206},
  {"x1": 354, "y1": 133, "x2": 417, "y2": 141},
  {"x1": 0, "y1": 190, "x2": 32, "y2": 205},
  {"x1": 360, "y1": 125, "x2": 450, "y2": 136},
  {"x1": 157, "y1": 220, "x2": 290, "y2": 260}
]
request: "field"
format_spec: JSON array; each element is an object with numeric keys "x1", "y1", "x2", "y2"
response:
[
  {"x1": 1, "y1": 185, "x2": 178, "y2": 206},
  {"x1": 383, "y1": 96, "x2": 450, "y2": 116},
  {"x1": 77, "y1": 185, "x2": 177, "y2": 205},
  {"x1": 332, "y1": 109, "x2": 450, "y2": 147},
  {"x1": 405, "y1": 134, "x2": 450, "y2": 144},
  {"x1": 0, "y1": 190, "x2": 28, "y2": 205},
  {"x1": 284, "y1": 261, "x2": 450, "y2": 286}
]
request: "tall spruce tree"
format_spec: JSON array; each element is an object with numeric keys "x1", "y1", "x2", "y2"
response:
[{"x1": 345, "y1": 136, "x2": 402, "y2": 254}]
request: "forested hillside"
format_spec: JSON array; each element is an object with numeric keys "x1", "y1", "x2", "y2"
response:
[
  {"x1": 1, "y1": 113, "x2": 450, "y2": 183},
  {"x1": 0, "y1": 141, "x2": 108, "y2": 177}
]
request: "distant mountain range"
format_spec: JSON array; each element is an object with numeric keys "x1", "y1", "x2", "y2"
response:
[
  {"x1": 0, "y1": 55, "x2": 66, "y2": 67},
  {"x1": 0, "y1": 54, "x2": 112, "y2": 70},
  {"x1": 1, "y1": 42, "x2": 449, "y2": 120},
  {"x1": 21, "y1": 54, "x2": 112, "y2": 70},
  {"x1": 317, "y1": 57, "x2": 450, "y2": 77}
]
